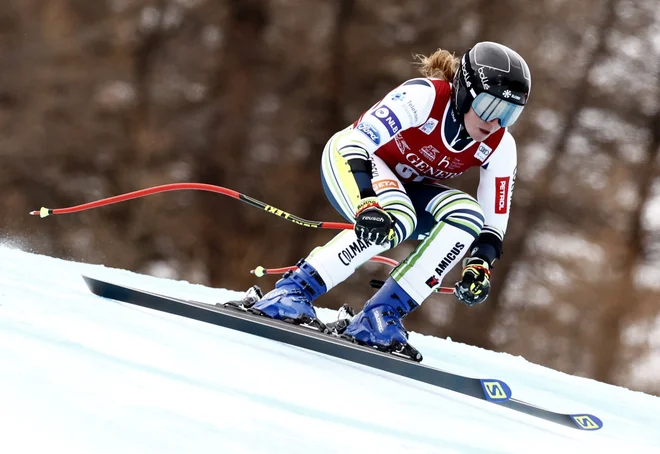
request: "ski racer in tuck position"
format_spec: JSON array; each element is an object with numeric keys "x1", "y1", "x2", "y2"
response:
[{"x1": 250, "y1": 41, "x2": 532, "y2": 355}]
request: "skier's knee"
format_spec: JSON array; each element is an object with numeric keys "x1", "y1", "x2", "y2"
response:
[
  {"x1": 428, "y1": 191, "x2": 485, "y2": 239},
  {"x1": 385, "y1": 207, "x2": 417, "y2": 247}
]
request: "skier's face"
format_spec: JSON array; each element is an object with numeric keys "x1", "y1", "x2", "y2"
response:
[{"x1": 464, "y1": 108, "x2": 501, "y2": 142}]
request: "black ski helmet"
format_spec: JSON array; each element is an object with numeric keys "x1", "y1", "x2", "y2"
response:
[{"x1": 452, "y1": 41, "x2": 531, "y2": 127}]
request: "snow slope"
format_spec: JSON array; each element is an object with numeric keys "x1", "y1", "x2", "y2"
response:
[{"x1": 0, "y1": 246, "x2": 659, "y2": 454}]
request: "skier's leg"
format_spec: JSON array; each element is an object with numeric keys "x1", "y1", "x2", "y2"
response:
[
  {"x1": 252, "y1": 130, "x2": 417, "y2": 321},
  {"x1": 391, "y1": 187, "x2": 485, "y2": 302},
  {"x1": 311, "y1": 132, "x2": 417, "y2": 288},
  {"x1": 344, "y1": 187, "x2": 485, "y2": 348}
]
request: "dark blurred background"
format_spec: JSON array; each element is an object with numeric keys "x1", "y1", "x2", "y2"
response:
[{"x1": 1, "y1": 0, "x2": 659, "y2": 395}]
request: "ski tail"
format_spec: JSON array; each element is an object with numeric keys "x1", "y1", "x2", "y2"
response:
[
  {"x1": 479, "y1": 379, "x2": 512, "y2": 402},
  {"x1": 569, "y1": 414, "x2": 604, "y2": 430},
  {"x1": 82, "y1": 275, "x2": 604, "y2": 431}
]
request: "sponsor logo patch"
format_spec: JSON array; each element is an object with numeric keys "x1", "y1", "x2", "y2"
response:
[
  {"x1": 478, "y1": 67, "x2": 490, "y2": 90},
  {"x1": 356, "y1": 122, "x2": 381, "y2": 145},
  {"x1": 419, "y1": 145, "x2": 439, "y2": 161},
  {"x1": 371, "y1": 106, "x2": 402, "y2": 135},
  {"x1": 434, "y1": 242, "x2": 465, "y2": 276},
  {"x1": 437, "y1": 156, "x2": 452, "y2": 169},
  {"x1": 419, "y1": 118, "x2": 438, "y2": 135},
  {"x1": 404, "y1": 153, "x2": 463, "y2": 180},
  {"x1": 425, "y1": 276, "x2": 439, "y2": 288},
  {"x1": 481, "y1": 380, "x2": 511, "y2": 402},
  {"x1": 371, "y1": 157, "x2": 380, "y2": 177},
  {"x1": 461, "y1": 58, "x2": 471, "y2": 88},
  {"x1": 394, "y1": 134, "x2": 410, "y2": 154},
  {"x1": 405, "y1": 100, "x2": 419, "y2": 123},
  {"x1": 373, "y1": 309, "x2": 385, "y2": 332},
  {"x1": 372, "y1": 179, "x2": 400, "y2": 192},
  {"x1": 571, "y1": 415, "x2": 603, "y2": 430},
  {"x1": 475, "y1": 143, "x2": 492, "y2": 162},
  {"x1": 495, "y1": 177, "x2": 510, "y2": 214},
  {"x1": 338, "y1": 239, "x2": 371, "y2": 266},
  {"x1": 447, "y1": 158, "x2": 464, "y2": 170}
]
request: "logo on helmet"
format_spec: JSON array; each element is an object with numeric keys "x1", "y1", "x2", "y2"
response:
[
  {"x1": 478, "y1": 67, "x2": 490, "y2": 90},
  {"x1": 461, "y1": 59, "x2": 471, "y2": 88},
  {"x1": 502, "y1": 90, "x2": 522, "y2": 102}
]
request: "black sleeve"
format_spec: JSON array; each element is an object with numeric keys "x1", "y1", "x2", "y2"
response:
[
  {"x1": 347, "y1": 158, "x2": 377, "y2": 199},
  {"x1": 469, "y1": 231, "x2": 503, "y2": 266}
]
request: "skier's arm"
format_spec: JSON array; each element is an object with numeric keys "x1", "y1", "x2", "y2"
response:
[
  {"x1": 472, "y1": 132, "x2": 518, "y2": 265},
  {"x1": 454, "y1": 133, "x2": 517, "y2": 306},
  {"x1": 340, "y1": 78, "x2": 437, "y2": 199}
]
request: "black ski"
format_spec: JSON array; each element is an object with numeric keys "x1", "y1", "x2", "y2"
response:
[
  {"x1": 82, "y1": 275, "x2": 602, "y2": 430},
  {"x1": 82, "y1": 275, "x2": 510, "y2": 403}
]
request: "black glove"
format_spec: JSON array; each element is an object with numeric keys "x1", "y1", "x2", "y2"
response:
[
  {"x1": 454, "y1": 257, "x2": 491, "y2": 306},
  {"x1": 354, "y1": 197, "x2": 394, "y2": 246}
]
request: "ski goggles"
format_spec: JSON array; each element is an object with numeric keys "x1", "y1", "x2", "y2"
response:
[{"x1": 471, "y1": 92, "x2": 525, "y2": 128}]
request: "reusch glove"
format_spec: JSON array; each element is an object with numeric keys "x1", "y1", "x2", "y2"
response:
[
  {"x1": 354, "y1": 197, "x2": 394, "y2": 246},
  {"x1": 454, "y1": 257, "x2": 491, "y2": 306}
]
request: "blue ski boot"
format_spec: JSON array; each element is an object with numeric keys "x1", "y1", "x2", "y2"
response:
[
  {"x1": 343, "y1": 277, "x2": 422, "y2": 360},
  {"x1": 250, "y1": 260, "x2": 327, "y2": 325}
]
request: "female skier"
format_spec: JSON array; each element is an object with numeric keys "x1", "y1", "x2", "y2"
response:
[{"x1": 250, "y1": 41, "x2": 531, "y2": 355}]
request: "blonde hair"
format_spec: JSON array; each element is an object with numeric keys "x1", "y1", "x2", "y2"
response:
[{"x1": 414, "y1": 49, "x2": 460, "y2": 82}]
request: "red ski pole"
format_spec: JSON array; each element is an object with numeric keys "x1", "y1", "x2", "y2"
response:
[
  {"x1": 29, "y1": 182, "x2": 455, "y2": 295},
  {"x1": 250, "y1": 258, "x2": 455, "y2": 295},
  {"x1": 29, "y1": 182, "x2": 352, "y2": 230}
]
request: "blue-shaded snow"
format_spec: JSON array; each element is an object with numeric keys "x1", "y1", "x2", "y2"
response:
[{"x1": 0, "y1": 246, "x2": 659, "y2": 454}]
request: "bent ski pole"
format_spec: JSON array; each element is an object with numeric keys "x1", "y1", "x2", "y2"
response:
[
  {"x1": 250, "y1": 260, "x2": 455, "y2": 295},
  {"x1": 29, "y1": 182, "x2": 456, "y2": 295},
  {"x1": 29, "y1": 182, "x2": 353, "y2": 230}
]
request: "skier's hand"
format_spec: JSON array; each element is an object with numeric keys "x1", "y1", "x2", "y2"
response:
[
  {"x1": 354, "y1": 197, "x2": 394, "y2": 246},
  {"x1": 454, "y1": 257, "x2": 491, "y2": 306}
]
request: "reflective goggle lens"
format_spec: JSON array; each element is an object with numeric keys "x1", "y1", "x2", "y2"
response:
[{"x1": 472, "y1": 92, "x2": 524, "y2": 127}]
